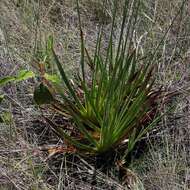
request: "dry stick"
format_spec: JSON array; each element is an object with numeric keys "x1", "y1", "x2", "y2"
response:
[{"x1": 4, "y1": 93, "x2": 32, "y2": 112}]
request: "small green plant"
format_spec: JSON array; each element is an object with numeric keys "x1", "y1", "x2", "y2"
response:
[
  {"x1": 0, "y1": 69, "x2": 35, "y2": 87},
  {"x1": 33, "y1": 0, "x2": 162, "y2": 157}
]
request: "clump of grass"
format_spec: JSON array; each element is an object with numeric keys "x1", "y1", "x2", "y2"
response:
[
  {"x1": 132, "y1": 127, "x2": 190, "y2": 189},
  {"x1": 33, "y1": 0, "x2": 164, "y2": 161}
]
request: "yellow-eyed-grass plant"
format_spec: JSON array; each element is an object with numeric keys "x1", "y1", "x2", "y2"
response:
[{"x1": 34, "y1": 0, "x2": 162, "y2": 157}]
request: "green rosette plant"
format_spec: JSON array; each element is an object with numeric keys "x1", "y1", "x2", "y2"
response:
[{"x1": 34, "y1": 0, "x2": 163, "y2": 156}]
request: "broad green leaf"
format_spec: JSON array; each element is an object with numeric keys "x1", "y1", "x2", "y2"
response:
[
  {"x1": 0, "y1": 76, "x2": 15, "y2": 87},
  {"x1": 0, "y1": 70, "x2": 35, "y2": 87},
  {"x1": 15, "y1": 70, "x2": 35, "y2": 82},
  {"x1": 44, "y1": 73, "x2": 61, "y2": 84},
  {"x1": 33, "y1": 82, "x2": 54, "y2": 105}
]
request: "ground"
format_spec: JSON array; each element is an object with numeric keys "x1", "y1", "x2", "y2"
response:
[{"x1": 0, "y1": 0, "x2": 190, "y2": 189}]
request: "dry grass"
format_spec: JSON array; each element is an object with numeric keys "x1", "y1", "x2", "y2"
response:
[
  {"x1": 131, "y1": 93, "x2": 190, "y2": 189},
  {"x1": 0, "y1": 0, "x2": 190, "y2": 189}
]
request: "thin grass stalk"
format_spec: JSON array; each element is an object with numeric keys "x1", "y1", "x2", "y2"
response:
[
  {"x1": 105, "y1": 0, "x2": 117, "y2": 72},
  {"x1": 115, "y1": 0, "x2": 130, "y2": 61},
  {"x1": 149, "y1": 0, "x2": 187, "y2": 64},
  {"x1": 123, "y1": 0, "x2": 140, "y2": 54},
  {"x1": 76, "y1": 0, "x2": 85, "y2": 83},
  {"x1": 51, "y1": 48, "x2": 83, "y2": 109}
]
